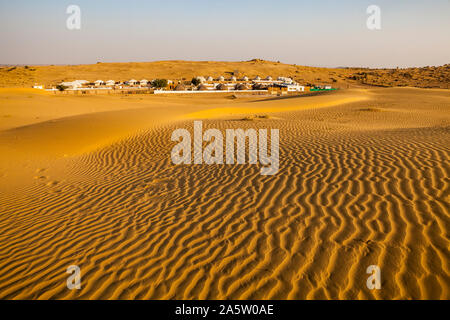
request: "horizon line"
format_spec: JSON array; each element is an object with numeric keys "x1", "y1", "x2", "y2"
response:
[{"x1": 1, "y1": 59, "x2": 448, "y2": 70}]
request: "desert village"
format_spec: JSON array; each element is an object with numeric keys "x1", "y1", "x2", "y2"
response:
[{"x1": 36, "y1": 75, "x2": 335, "y2": 96}]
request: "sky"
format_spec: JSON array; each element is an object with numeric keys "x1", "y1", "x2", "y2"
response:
[{"x1": 0, "y1": 0, "x2": 449, "y2": 68}]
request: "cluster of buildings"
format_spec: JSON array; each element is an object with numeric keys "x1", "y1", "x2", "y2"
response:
[
  {"x1": 180, "y1": 75, "x2": 306, "y2": 93},
  {"x1": 56, "y1": 79, "x2": 156, "y2": 90},
  {"x1": 43, "y1": 75, "x2": 334, "y2": 95}
]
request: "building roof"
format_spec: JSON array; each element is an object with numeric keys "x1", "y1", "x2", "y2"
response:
[
  {"x1": 235, "y1": 83, "x2": 248, "y2": 90},
  {"x1": 216, "y1": 83, "x2": 228, "y2": 90},
  {"x1": 60, "y1": 81, "x2": 81, "y2": 87},
  {"x1": 253, "y1": 83, "x2": 267, "y2": 90},
  {"x1": 197, "y1": 84, "x2": 209, "y2": 91},
  {"x1": 174, "y1": 84, "x2": 186, "y2": 91}
]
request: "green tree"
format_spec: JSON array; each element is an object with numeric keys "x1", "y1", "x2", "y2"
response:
[
  {"x1": 191, "y1": 77, "x2": 201, "y2": 86},
  {"x1": 152, "y1": 79, "x2": 168, "y2": 88}
]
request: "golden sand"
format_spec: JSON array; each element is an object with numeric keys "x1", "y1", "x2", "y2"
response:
[
  {"x1": 1, "y1": 60, "x2": 449, "y2": 89},
  {"x1": 0, "y1": 87, "x2": 449, "y2": 299}
]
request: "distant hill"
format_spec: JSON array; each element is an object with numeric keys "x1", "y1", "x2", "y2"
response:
[{"x1": 0, "y1": 60, "x2": 448, "y2": 89}]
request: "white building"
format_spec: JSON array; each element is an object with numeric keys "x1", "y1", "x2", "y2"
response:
[
  {"x1": 105, "y1": 80, "x2": 115, "y2": 86},
  {"x1": 58, "y1": 80, "x2": 89, "y2": 89},
  {"x1": 128, "y1": 79, "x2": 138, "y2": 86},
  {"x1": 196, "y1": 76, "x2": 206, "y2": 83},
  {"x1": 200, "y1": 83, "x2": 215, "y2": 90},
  {"x1": 94, "y1": 80, "x2": 104, "y2": 86},
  {"x1": 59, "y1": 81, "x2": 82, "y2": 89},
  {"x1": 206, "y1": 76, "x2": 213, "y2": 82},
  {"x1": 278, "y1": 77, "x2": 293, "y2": 84},
  {"x1": 140, "y1": 79, "x2": 149, "y2": 86},
  {"x1": 230, "y1": 76, "x2": 237, "y2": 82},
  {"x1": 283, "y1": 84, "x2": 304, "y2": 92},
  {"x1": 218, "y1": 76, "x2": 225, "y2": 81}
]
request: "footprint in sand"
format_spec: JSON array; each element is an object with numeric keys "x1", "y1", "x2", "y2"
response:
[{"x1": 46, "y1": 180, "x2": 59, "y2": 187}]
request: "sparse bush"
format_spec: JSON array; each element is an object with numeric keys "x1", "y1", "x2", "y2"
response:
[
  {"x1": 152, "y1": 79, "x2": 168, "y2": 88},
  {"x1": 191, "y1": 77, "x2": 201, "y2": 86}
]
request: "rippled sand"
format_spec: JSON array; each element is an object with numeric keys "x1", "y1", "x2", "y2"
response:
[{"x1": 0, "y1": 88, "x2": 448, "y2": 299}]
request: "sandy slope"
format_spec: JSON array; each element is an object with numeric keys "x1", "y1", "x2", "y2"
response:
[
  {"x1": 0, "y1": 88, "x2": 448, "y2": 299},
  {"x1": 1, "y1": 60, "x2": 448, "y2": 89}
]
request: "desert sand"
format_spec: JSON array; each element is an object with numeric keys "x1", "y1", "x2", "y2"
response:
[
  {"x1": 1, "y1": 60, "x2": 449, "y2": 89},
  {"x1": 0, "y1": 86, "x2": 449, "y2": 299}
]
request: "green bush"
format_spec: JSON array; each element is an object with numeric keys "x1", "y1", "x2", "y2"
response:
[
  {"x1": 191, "y1": 77, "x2": 201, "y2": 86},
  {"x1": 152, "y1": 79, "x2": 168, "y2": 88},
  {"x1": 56, "y1": 85, "x2": 68, "y2": 91}
]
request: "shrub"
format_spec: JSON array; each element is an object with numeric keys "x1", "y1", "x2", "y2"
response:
[
  {"x1": 191, "y1": 77, "x2": 201, "y2": 86},
  {"x1": 152, "y1": 79, "x2": 168, "y2": 88}
]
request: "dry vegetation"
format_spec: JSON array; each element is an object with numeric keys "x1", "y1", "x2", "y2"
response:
[
  {"x1": 0, "y1": 59, "x2": 448, "y2": 89},
  {"x1": 346, "y1": 64, "x2": 450, "y2": 88}
]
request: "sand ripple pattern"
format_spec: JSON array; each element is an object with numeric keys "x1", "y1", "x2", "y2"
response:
[{"x1": 0, "y1": 101, "x2": 449, "y2": 299}]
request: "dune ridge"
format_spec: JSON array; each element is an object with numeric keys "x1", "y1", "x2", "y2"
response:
[
  {"x1": 0, "y1": 88, "x2": 448, "y2": 299},
  {"x1": 1, "y1": 60, "x2": 449, "y2": 89}
]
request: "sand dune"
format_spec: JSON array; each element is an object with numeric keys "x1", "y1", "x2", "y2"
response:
[
  {"x1": 1, "y1": 60, "x2": 448, "y2": 89},
  {"x1": 0, "y1": 88, "x2": 448, "y2": 299}
]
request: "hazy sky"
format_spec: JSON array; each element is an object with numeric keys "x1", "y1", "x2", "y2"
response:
[{"x1": 0, "y1": 0, "x2": 449, "y2": 67}]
